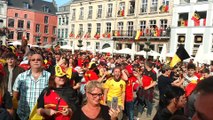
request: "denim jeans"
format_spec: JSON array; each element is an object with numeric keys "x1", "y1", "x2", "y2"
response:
[
  {"x1": 137, "y1": 98, "x2": 153, "y2": 116},
  {"x1": 125, "y1": 101, "x2": 134, "y2": 120}
]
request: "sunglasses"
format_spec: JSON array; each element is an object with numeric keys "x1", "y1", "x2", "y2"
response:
[
  {"x1": 31, "y1": 58, "x2": 42, "y2": 61},
  {"x1": 88, "y1": 92, "x2": 103, "y2": 98}
]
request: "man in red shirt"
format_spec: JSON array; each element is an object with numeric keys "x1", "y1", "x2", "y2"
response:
[
  {"x1": 125, "y1": 65, "x2": 137, "y2": 120},
  {"x1": 137, "y1": 61, "x2": 157, "y2": 118}
]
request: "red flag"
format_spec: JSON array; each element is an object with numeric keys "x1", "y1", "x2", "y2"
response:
[{"x1": 107, "y1": 33, "x2": 111, "y2": 38}]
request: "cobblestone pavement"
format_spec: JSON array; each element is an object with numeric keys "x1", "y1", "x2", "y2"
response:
[{"x1": 124, "y1": 89, "x2": 159, "y2": 120}]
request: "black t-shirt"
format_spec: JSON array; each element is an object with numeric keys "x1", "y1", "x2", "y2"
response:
[
  {"x1": 71, "y1": 104, "x2": 111, "y2": 120},
  {"x1": 153, "y1": 108, "x2": 184, "y2": 120},
  {"x1": 158, "y1": 75, "x2": 173, "y2": 96},
  {"x1": 0, "y1": 91, "x2": 12, "y2": 109}
]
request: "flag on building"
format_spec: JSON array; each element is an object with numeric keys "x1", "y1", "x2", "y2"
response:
[
  {"x1": 170, "y1": 45, "x2": 190, "y2": 68},
  {"x1": 94, "y1": 32, "x2": 100, "y2": 39},
  {"x1": 159, "y1": 5, "x2": 169, "y2": 12},
  {"x1": 84, "y1": 32, "x2": 90, "y2": 39},
  {"x1": 181, "y1": 20, "x2": 188, "y2": 26},
  {"x1": 191, "y1": 11, "x2": 200, "y2": 26},
  {"x1": 69, "y1": 32, "x2": 74, "y2": 38},
  {"x1": 154, "y1": 27, "x2": 160, "y2": 37},
  {"x1": 114, "y1": 31, "x2": 120, "y2": 36},
  {"x1": 107, "y1": 33, "x2": 111, "y2": 38},
  {"x1": 135, "y1": 30, "x2": 141, "y2": 40}
]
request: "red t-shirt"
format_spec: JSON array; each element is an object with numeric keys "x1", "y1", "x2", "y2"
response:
[
  {"x1": 142, "y1": 69, "x2": 157, "y2": 88},
  {"x1": 125, "y1": 76, "x2": 137, "y2": 102},
  {"x1": 84, "y1": 70, "x2": 99, "y2": 83},
  {"x1": 43, "y1": 90, "x2": 70, "y2": 120}
]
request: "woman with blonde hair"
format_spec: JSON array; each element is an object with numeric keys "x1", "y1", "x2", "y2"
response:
[{"x1": 72, "y1": 81, "x2": 120, "y2": 120}]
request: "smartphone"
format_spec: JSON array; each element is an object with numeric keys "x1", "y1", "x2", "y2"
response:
[{"x1": 111, "y1": 97, "x2": 118, "y2": 110}]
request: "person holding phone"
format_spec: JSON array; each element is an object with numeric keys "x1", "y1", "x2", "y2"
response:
[
  {"x1": 103, "y1": 66, "x2": 126, "y2": 120},
  {"x1": 72, "y1": 81, "x2": 119, "y2": 120}
]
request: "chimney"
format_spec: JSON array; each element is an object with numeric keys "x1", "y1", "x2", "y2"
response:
[{"x1": 29, "y1": 0, "x2": 34, "y2": 6}]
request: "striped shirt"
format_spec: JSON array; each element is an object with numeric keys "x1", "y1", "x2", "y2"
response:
[{"x1": 13, "y1": 69, "x2": 50, "y2": 120}]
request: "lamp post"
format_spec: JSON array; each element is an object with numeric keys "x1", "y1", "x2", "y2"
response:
[
  {"x1": 144, "y1": 36, "x2": 151, "y2": 59},
  {"x1": 77, "y1": 39, "x2": 83, "y2": 51}
]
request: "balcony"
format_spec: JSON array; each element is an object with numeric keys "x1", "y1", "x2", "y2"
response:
[
  {"x1": 150, "y1": 6, "x2": 158, "y2": 13},
  {"x1": 112, "y1": 28, "x2": 171, "y2": 40}
]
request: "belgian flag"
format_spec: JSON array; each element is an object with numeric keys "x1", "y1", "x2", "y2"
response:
[{"x1": 170, "y1": 45, "x2": 190, "y2": 68}]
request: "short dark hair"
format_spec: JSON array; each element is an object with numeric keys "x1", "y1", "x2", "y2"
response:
[
  {"x1": 187, "y1": 63, "x2": 196, "y2": 70},
  {"x1": 201, "y1": 68, "x2": 210, "y2": 74},
  {"x1": 195, "y1": 76, "x2": 213, "y2": 94},
  {"x1": 5, "y1": 52, "x2": 17, "y2": 59},
  {"x1": 145, "y1": 61, "x2": 153, "y2": 68}
]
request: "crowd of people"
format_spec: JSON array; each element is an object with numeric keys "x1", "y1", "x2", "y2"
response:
[{"x1": 0, "y1": 41, "x2": 213, "y2": 120}]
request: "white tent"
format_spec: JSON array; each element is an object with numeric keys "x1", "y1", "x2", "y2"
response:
[
  {"x1": 135, "y1": 50, "x2": 146, "y2": 56},
  {"x1": 100, "y1": 47, "x2": 117, "y2": 53},
  {"x1": 9, "y1": 41, "x2": 21, "y2": 46},
  {"x1": 61, "y1": 45, "x2": 72, "y2": 50},
  {"x1": 148, "y1": 50, "x2": 160, "y2": 57},
  {"x1": 159, "y1": 44, "x2": 167, "y2": 62},
  {"x1": 115, "y1": 48, "x2": 135, "y2": 55},
  {"x1": 194, "y1": 45, "x2": 204, "y2": 63}
]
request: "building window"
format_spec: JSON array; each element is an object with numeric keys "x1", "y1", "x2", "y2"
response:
[
  {"x1": 96, "y1": 42, "x2": 100, "y2": 50},
  {"x1": 141, "y1": 0, "x2": 148, "y2": 13},
  {"x1": 79, "y1": 24, "x2": 83, "y2": 33},
  {"x1": 18, "y1": 20, "x2": 24, "y2": 28},
  {"x1": 126, "y1": 44, "x2": 132, "y2": 49},
  {"x1": 128, "y1": 1, "x2": 135, "y2": 15},
  {"x1": 0, "y1": 4, "x2": 3, "y2": 15},
  {"x1": 162, "y1": 0, "x2": 169, "y2": 5},
  {"x1": 88, "y1": 6, "x2": 93, "y2": 19},
  {"x1": 44, "y1": 16, "x2": 48, "y2": 24},
  {"x1": 79, "y1": 7, "x2": 84, "y2": 20},
  {"x1": 87, "y1": 23, "x2": 92, "y2": 33},
  {"x1": 44, "y1": 25, "x2": 48, "y2": 33},
  {"x1": 86, "y1": 42, "x2": 90, "y2": 47},
  {"x1": 15, "y1": 13, "x2": 18, "y2": 17},
  {"x1": 58, "y1": 29, "x2": 60, "y2": 38},
  {"x1": 59, "y1": 18, "x2": 61, "y2": 25},
  {"x1": 62, "y1": 17, "x2": 65, "y2": 25},
  {"x1": 160, "y1": 19, "x2": 167, "y2": 30},
  {"x1": 8, "y1": 31, "x2": 14, "y2": 39},
  {"x1": 97, "y1": 5, "x2": 102, "y2": 18},
  {"x1": 17, "y1": 32, "x2": 23, "y2": 40},
  {"x1": 127, "y1": 21, "x2": 134, "y2": 36},
  {"x1": 71, "y1": 24, "x2": 75, "y2": 33},
  {"x1": 197, "y1": 0, "x2": 208, "y2": 2},
  {"x1": 35, "y1": 24, "x2": 40, "y2": 32},
  {"x1": 35, "y1": 36, "x2": 41, "y2": 43},
  {"x1": 140, "y1": 21, "x2": 146, "y2": 31},
  {"x1": 72, "y1": 9, "x2": 76, "y2": 20},
  {"x1": 23, "y1": 2, "x2": 29, "y2": 9},
  {"x1": 26, "y1": 33, "x2": 30, "y2": 40},
  {"x1": 116, "y1": 43, "x2": 122, "y2": 50},
  {"x1": 65, "y1": 28, "x2": 68, "y2": 38},
  {"x1": 53, "y1": 26, "x2": 56, "y2": 35},
  {"x1": 24, "y1": 14, "x2": 27, "y2": 18},
  {"x1": 43, "y1": 37, "x2": 48, "y2": 44},
  {"x1": 66, "y1": 17, "x2": 69, "y2": 25},
  {"x1": 43, "y1": 6, "x2": 49, "y2": 13},
  {"x1": 178, "y1": 13, "x2": 188, "y2": 27},
  {"x1": 149, "y1": 20, "x2": 156, "y2": 28},
  {"x1": 118, "y1": 22, "x2": 124, "y2": 31},
  {"x1": 96, "y1": 23, "x2": 101, "y2": 33},
  {"x1": 61, "y1": 29, "x2": 64, "y2": 38},
  {"x1": 107, "y1": 4, "x2": 113, "y2": 17},
  {"x1": 192, "y1": 35, "x2": 203, "y2": 57},
  {"x1": 106, "y1": 23, "x2": 111, "y2": 33},
  {"x1": 118, "y1": 2, "x2": 125, "y2": 16},
  {"x1": 8, "y1": 19, "x2": 14, "y2": 27},
  {"x1": 27, "y1": 21, "x2": 30, "y2": 29},
  {"x1": 151, "y1": 0, "x2": 158, "y2": 12}
]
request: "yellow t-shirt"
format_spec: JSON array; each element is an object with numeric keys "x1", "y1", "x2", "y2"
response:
[{"x1": 104, "y1": 78, "x2": 126, "y2": 106}]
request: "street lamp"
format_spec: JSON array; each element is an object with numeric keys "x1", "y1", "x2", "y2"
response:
[
  {"x1": 143, "y1": 37, "x2": 151, "y2": 59},
  {"x1": 77, "y1": 39, "x2": 83, "y2": 50}
]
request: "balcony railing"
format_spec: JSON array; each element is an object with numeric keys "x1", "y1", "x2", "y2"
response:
[
  {"x1": 112, "y1": 28, "x2": 171, "y2": 39},
  {"x1": 88, "y1": 15, "x2": 92, "y2": 19},
  {"x1": 140, "y1": 8, "x2": 147, "y2": 14},
  {"x1": 71, "y1": 16, "x2": 75, "y2": 20},
  {"x1": 79, "y1": 15, "x2": 84, "y2": 20},
  {"x1": 106, "y1": 12, "x2": 112, "y2": 18}
]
